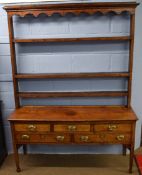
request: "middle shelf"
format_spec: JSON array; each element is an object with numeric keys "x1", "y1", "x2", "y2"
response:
[
  {"x1": 18, "y1": 91, "x2": 128, "y2": 98},
  {"x1": 14, "y1": 36, "x2": 130, "y2": 43},
  {"x1": 14, "y1": 72, "x2": 129, "y2": 79}
]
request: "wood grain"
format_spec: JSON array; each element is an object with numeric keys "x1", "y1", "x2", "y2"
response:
[
  {"x1": 54, "y1": 124, "x2": 90, "y2": 132},
  {"x1": 8, "y1": 106, "x2": 137, "y2": 122},
  {"x1": 4, "y1": 2, "x2": 138, "y2": 17},
  {"x1": 74, "y1": 133, "x2": 131, "y2": 144},
  {"x1": 18, "y1": 91, "x2": 128, "y2": 98},
  {"x1": 16, "y1": 133, "x2": 71, "y2": 144},
  {"x1": 127, "y1": 14, "x2": 135, "y2": 108},
  {"x1": 94, "y1": 123, "x2": 131, "y2": 132},
  {"x1": 14, "y1": 123, "x2": 50, "y2": 132},
  {"x1": 7, "y1": 16, "x2": 20, "y2": 108},
  {"x1": 15, "y1": 72, "x2": 129, "y2": 79},
  {"x1": 14, "y1": 36, "x2": 130, "y2": 43}
]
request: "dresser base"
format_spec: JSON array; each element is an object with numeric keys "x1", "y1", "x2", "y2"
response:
[{"x1": 8, "y1": 106, "x2": 137, "y2": 173}]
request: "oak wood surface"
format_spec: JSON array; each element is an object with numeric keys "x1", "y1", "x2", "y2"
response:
[
  {"x1": 54, "y1": 124, "x2": 90, "y2": 132},
  {"x1": 74, "y1": 133, "x2": 131, "y2": 144},
  {"x1": 7, "y1": 16, "x2": 20, "y2": 108},
  {"x1": 15, "y1": 132, "x2": 131, "y2": 144},
  {"x1": 127, "y1": 14, "x2": 135, "y2": 108},
  {"x1": 3, "y1": 2, "x2": 138, "y2": 18},
  {"x1": 4, "y1": 2, "x2": 138, "y2": 10},
  {"x1": 14, "y1": 36, "x2": 130, "y2": 43},
  {"x1": 8, "y1": 106, "x2": 137, "y2": 122},
  {"x1": 18, "y1": 91, "x2": 128, "y2": 98},
  {"x1": 15, "y1": 72, "x2": 129, "y2": 79},
  {"x1": 16, "y1": 133, "x2": 71, "y2": 144},
  {"x1": 14, "y1": 123, "x2": 50, "y2": 132},
  {"x1": 94, "y1": 123, "x2": 131, "y2": 132}
]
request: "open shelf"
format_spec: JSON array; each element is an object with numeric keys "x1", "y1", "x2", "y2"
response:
[
  {"x1": 18, "y1": 91, "x2": 128, "y2": 98},
  {"x1": 15, "y1": 72, "x2": 129, "y2": 79},
  {"x1": 14, "y1": 36, "x2": 130, "y2": 43}
]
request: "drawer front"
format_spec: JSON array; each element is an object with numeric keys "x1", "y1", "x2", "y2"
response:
[
  {"x1": 54, "y1": 124, "x2": 90, "y2": 132},
  {"x1": 15, "y1": 124, "x2": 50, "y2": 132},
  {"x1": 16, "y1": 133, "x2": 71, "y2": 143},
  {"x1": 95, "y1": 124, "x2": 131, "y2": 132},
  {"x1": 74, "y1": 133, "x2": 131, "y2": 144}
]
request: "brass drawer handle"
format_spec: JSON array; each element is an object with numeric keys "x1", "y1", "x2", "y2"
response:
[
  {"x1": 56, "y1": 136, "x2": 65, "y2": 141},
  {"x1": 80, "y1": 136, "x2": 89, "y2": 142},
  {"x1": 27, "y1": 125, "x2": 37, "y2": 131},
  {"x1": 116, "y1": 135, "x2": 125, "y2": 141},
  {"x1": 21, "y1": 135, "x2": 30, "y2": 140},
  {"x1": 108, "y1": 125, "x2": 117, "y2": 131},
  {"x1": 68, "y1": 125, "x2": 77, "y2": 131}
]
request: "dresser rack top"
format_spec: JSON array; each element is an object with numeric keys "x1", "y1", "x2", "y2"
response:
[
  {"x1": 4, "y1": 2, "x2": 139, "y2": 108},
  {"x1": 4, "y1": 2, "x2": 138, "y2": 17}
]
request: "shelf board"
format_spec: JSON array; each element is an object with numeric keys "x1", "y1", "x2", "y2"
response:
[
  {"x1": 15, "y1": 72, "x2": 129, "y2": 79},
  {"x1": 18, "y1": 91, "x2": 128, "y2": 98},
  {"x1": 14, "y1": 36, "x2": 130, "y2": 43}
]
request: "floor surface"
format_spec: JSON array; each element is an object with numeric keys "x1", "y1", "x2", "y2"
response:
[{"x1": 0, "y1": 154, "x2": 139, "y2": 175}]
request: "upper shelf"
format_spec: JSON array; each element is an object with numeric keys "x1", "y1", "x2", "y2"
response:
[
  {"x1": 14, "y1": 36, "x2": 130, "y2": 43},
  {"x1": 4, "y1": 2, "x2": 139, "y2": 17}
]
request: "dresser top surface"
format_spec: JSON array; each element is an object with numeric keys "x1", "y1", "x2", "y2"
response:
[{"x1": 8, "y1": 106, "x2": 137, "y2": 122}]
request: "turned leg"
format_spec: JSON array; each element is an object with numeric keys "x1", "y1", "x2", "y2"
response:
[
  {"x1": 23, "y1": 145, "x2": 27, "y2": 155},
  {"x1": 123, "y1": 145, "x2": 127, "y2": 156},
  {"x1": 129, "y1": 145, "x2": 134, "y2": 174}
]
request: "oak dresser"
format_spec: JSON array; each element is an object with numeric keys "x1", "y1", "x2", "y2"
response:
[{"x1": 4, "y1": 2, "x2": 139, "y2": 173}]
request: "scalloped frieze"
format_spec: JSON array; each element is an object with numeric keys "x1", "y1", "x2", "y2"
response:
[{"x1": 9, "y1": 8, "x2": 135, "y2": 17}]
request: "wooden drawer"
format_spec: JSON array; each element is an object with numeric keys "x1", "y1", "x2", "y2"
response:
[
  {"x1": 14, "y1": 123, "x2": 50, "y2": 132},
  {"x1": 94, "y1": 123, "x2": 131, "y2": 132},
  {"x1": 54, "y1": 124, "x2": 90, "y2": 132},
  {"x1": 74, "y1": 133, "x2": 131, "y2": 144},
  {"x1": 16, "y1": 133, "x2": 71, "y2": 143}
]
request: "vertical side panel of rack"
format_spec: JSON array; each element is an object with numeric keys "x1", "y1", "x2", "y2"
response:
[
  {"x1": 7, "y1": 13, "x2": 20, "y2": 108},
  {"x1": 127, "y1": 13, "x2": 135, "y2": 108}
]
